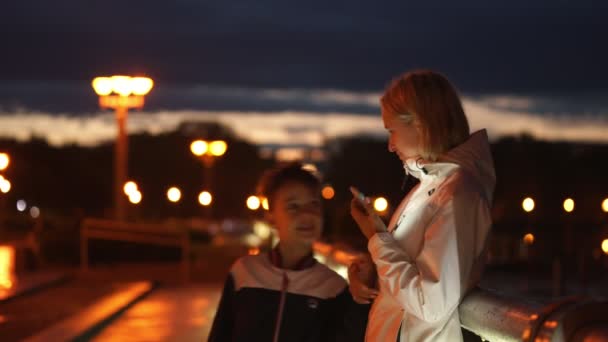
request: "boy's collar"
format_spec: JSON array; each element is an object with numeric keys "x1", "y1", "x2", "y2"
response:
[{"x1": 269, "y1": 245, "x2": 317, "y2": 271}]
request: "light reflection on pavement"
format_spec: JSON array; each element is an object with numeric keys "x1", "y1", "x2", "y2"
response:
[{"x1": 91, "y1": 284, "x2": 222, "y2": 342}]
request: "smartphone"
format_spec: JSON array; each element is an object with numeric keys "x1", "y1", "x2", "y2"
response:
[{"x1": 350, "y1": 186, "x2": 370, "y2": 216}]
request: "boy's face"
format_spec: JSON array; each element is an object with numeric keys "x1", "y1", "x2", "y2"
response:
[{"x1": 267, "y1": 181, "x2": 322, "y2": 247}]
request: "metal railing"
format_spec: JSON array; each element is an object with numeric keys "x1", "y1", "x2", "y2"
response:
[{"x1": 313, "y1": 242, "x2": 608, "y2": 342}]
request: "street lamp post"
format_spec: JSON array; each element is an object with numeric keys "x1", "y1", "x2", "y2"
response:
[
  {"x1": 190, "y1": 140, "x2": 227, "y2": 218},
  {"x1": 92, "y1": 76, "x2": 153, "y2": 221}
]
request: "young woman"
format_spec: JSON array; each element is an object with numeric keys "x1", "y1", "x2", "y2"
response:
[{"x1": 350, "y1": 70, "x2": 495, "y2": 341}]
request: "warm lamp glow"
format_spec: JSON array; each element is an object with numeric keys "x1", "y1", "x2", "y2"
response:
[
  {"x1": 0, "y1": 178, "x2": 11, "y2": 193},
  {"x1": 374, "y1": 197, "x2": 388, "y2": 212},
  {"x1": 522, "y1": 197, "x2": 535, "y2": 212},
  {"x1": 124, "y1": 181, "x2": 138, "y2": 196},
  {"x1": 92, "y1": 77, "x2": 113, "y2": 96},
  {"x1": 322, "y1": 185, "x2": 335, "y2": 200},
  {"x1": 247, "y1": 196, "x2": 261, "y2": 210},
  {"x1": 209, "y1": 141, "x2": 227, "y2": 156},
  {"x1": 199, "y1": 191, "x2": 212, "y2": 206},
  {"x1": 0, "y1": 153, "x2": 9, "y2": 171},
  {"x1": 111, "y1": 75, "x2": 133, "y2": 96},
  {"x1": 190, "y1": 140, "x2": 208, "y2": 156},
  {"x1": 523, "y1": 233, "x2": 535, "y2": 245},
  {"x1": 128, "y1": 190, "x2": 142, "y2": 204},
  {"x1": 167, "y1": 187, "x2": 181, "y2": 203},
  {"x1": 131, "y1": 77, "x2": 154, "y2": 96},
  {"x1": 563, "y1": 198, "x2": 574, "y2": 213}
]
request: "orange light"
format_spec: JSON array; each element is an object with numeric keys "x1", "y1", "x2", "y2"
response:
[
  {"x1": 0, "y1": 153, "x2": 9, "y2": 171},
  {"x1": 321, "y1": 185, "x2": 335, "y2": 200},
  {"x1": 167, "y1": 187, "x2": 181, "y2": 203},
  {"x1": 0, "y1": 246, "x2": 15, "y2": 289},
  {"x1": 563, "y1": 198, "x2": 574, "y2": 213},
  {"x1": 199, "y1": 191, "x2": 212, "y2": 206},
  {"x1": 92, "y1": 77, "x2": 113, "y2": 96},
  {"x1": 130, "y1": 77, "x2": 154, "y2": 96},
  {"x1": 0, "y1": 178, "x2": 10, "y2": 194},
  {"x1": 190, "y1": 140, "x2": 208, "y2": 156},
  {"x1": 522, "y1": 197, "x2": 535, "y2": 212},
  {"x1": 602, "y1": 239, "x2": 608, "y2": 255},
  {"x1": 247, "y1": 196, "x2": 260, "y2": 210},
  {"x1": 111, "y1": 75, "x2": 133, "y2": 96},
  {"x1": 602, "y1": 198, "x2": 608, "y2": 213},
  {"x1": 374, "y1": 197, "x2": 389, "y2": 212},
  {"x1": 128, "y1": 190, "x2": 142, "y2": 204},
  {"x1": 123, "y1": 181, "x2": 138, "y2": 196},
  {"x1": 248, "y1": 247, "x2": 260, "y2": 256},
  {"x1": 209, "y1": 141, "x2": 227, "y2": 156},
  {"x1": 523, "y1": 233, "x2": 535, "y2": 245},
  {"x1": 261, "y1": 197, "x2": 269, "y2": 210}
]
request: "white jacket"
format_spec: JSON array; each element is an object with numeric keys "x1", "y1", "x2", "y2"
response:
[{"x1": 366, "y1": 130, "x2": 495, "y2": 342}]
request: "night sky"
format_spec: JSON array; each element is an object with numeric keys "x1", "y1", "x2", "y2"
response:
[{"x1": 1, "y1": 0, "x2": 607, "y2": 93}]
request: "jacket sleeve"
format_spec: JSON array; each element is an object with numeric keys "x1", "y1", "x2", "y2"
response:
[
  {"x1": 368, "y1": 189, "x2": 491, "y2": 323},
  {"x1": 322, "y1": 287, "x2": 370, "y2": 342},
  {"x1": 208, "y1": 274, "x2": 236, "y2": 341}
]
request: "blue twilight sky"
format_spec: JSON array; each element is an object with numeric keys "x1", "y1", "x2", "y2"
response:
[{"x1": 0, "y1": 1, "x2": 607, "y2": 147}]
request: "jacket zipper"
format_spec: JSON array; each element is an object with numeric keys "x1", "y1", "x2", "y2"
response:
[{"x1": 273, "y1": 272, "x2": 289, "y2": 342}]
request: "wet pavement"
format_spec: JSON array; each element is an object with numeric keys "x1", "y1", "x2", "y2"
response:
[{"x1": 90, "y1": 284, "x2": 222, "y2": 342}]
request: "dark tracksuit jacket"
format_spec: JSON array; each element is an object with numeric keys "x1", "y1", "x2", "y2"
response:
[{"x1": 208, "y1": 248, "x2": 369, "y2": 342}]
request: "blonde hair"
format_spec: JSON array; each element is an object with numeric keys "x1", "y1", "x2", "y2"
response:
[{"x1": 380, "y1": 70, "x2": 470, "y2": 160}]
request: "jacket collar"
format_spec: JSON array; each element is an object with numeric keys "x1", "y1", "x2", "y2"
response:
[
  {"x1": 403, "y1": 130, "x2": 496, "y2": 202},
  {"x1": 269, "y1": 245, "x2": 317, "y2": 271}
]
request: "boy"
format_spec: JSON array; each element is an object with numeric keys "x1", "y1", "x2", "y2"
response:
[{"x1": 209, "y1": 163, "x2": 368, "y2": 342}]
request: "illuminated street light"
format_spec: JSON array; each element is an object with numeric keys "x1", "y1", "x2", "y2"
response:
[
  {"x1": 522, "y1": 197, "x2": 535, "y2": 213},
  {"x1": 247, "y1": 196, "x2": 261, "y2": 210},
  {"x1": 563, "y1": 198, "x2": 575, "y2": 213},
  {"x1": 209, "y1": 140, "x2": 227, "y2": 157},
  {"x1": 374, "y1": 197, "x2": 389, "y2": 212},
  {"x1": 167, "y1": 187, "x2": 182, "y2": 203},
  {"x1": 198, "y1": 191, "x2": 212, "y2": 206},
  {"x1": 92, "y1": 75, "x2": 154, "y2": 221},
  {"x1": 321, "y1": 185, "x2": 335, "y2": 200},
  {"x1": 602, "y1": 239, "x2": 608, "y2": 255},
  {"x1": 123, "y1": 181, "x2": 138, "y2": 196},
  {"x1": 190, "y1": 140, "x2": 208, "y2": 156},
  {"x1": 523, "y1": 233, "x2": 535, "y2": 245},
  {"x1": 0, "y1": 153, "x2": 9, "y2": 171},
  {"x1": 602, "y1": 198, "x2": 608, "y2": 213},
  {"x1": 261, "y1": 197, "x2": 269, "y2": 210},
  {"x1": 190, "y1": 139, "x2": 228, "y2": 218},
  {"x1": 128, "y1": 190, "x2": 142, "y2": 205},
  {"x1": 0, "y1": 178, "x2": 10, "y2": 194}
]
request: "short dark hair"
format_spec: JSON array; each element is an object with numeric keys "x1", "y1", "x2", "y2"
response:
[{"x1": 258, "y1": 162, "x2": 321, "y2": 209}]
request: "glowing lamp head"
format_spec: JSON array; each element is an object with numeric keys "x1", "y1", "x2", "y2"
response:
[
  {"x1": 209, "y1": 141, "x2": 227, "y2": 156},
  {"x1": 190, "y1": 140, "x2": 208, "y2": 156},
  {"x1": 374, "y1": 197, "x2": 389, "y2": 212},
  {"x1": 0, "y1": 153, "x2": 10, "y2": 171},
  {"x1": 92, "y1": 77, "x2": 113, "y2": 96},
  {"x1": 247, "y1": 196, "x2": 261, "y2": 210},
  {"x1": 131, "y1": 77, "x2": 154, "y2": 96}
]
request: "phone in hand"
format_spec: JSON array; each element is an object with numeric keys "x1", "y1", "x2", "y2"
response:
[{"x1": 350, "y1": 186, "x2": 371, "y2": 216}]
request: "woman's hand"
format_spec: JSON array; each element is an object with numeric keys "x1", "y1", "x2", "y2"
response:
[
  {"x1": 348, "y1": 254, "x2": 379, "y2": 304},
  {"x1": 350, "y1": 186, "x2": 387, "y2": 240}
]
